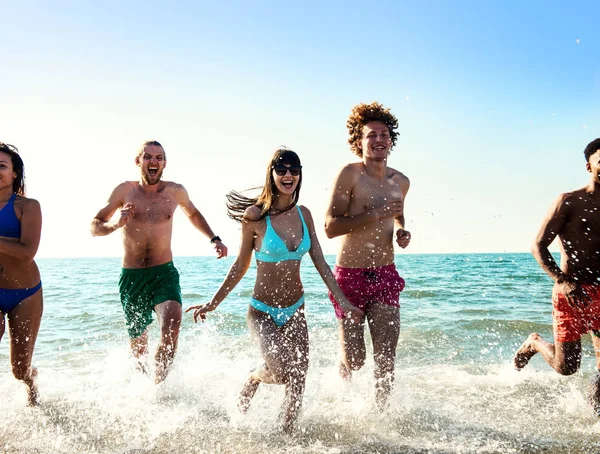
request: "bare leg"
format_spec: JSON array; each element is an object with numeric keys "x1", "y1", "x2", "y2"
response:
[
  {"x1": 130, "y1": 331, "x2": 149, "y2": 374},
  {"x1": 513, "y1": 332, "x2": 581, "y2": 375},
  {"x1": 367, "y1": 301, "x2": 400, "y2": 410},
  {"x1": 8, "y1": 289, "x2": 43, "y2": 406},
  {"x1": 245, "y1": 307, "x2": 309, "y2": 432},
  {"x1": 589, "y1": 333, "x2": 600, "y2": 415},
  {"x1": 153, "y1": 300, "x2": 182, "y2": 384},
  {"x1": 337, "y1": 314, "x2": 366, "y2": 381},
  {"x1": 0, "y1": 311, "x2": 5, "y2": 342}
]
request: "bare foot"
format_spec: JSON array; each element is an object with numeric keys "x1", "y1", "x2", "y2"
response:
[
  {"x1": 514, "y1": 333, "x2": 539, "y2": 371},
  {"x1": 339, "y1": 362, "x2": 352, "y2": 381},
  {"x1": 237, "y1": 376, "x2": 260, "y2": 414},
  {"x1": 27, "y1": 367, "x2": 40, "y2": 406}
]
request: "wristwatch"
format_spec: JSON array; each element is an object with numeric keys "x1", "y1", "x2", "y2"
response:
[{"x1": 210, "y1": 235, "x2": 222, "y2": 244}]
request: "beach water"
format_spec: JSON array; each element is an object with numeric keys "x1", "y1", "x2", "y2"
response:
[{"x1": 2, "y1": 254, "x2": 600, "y2": 453}]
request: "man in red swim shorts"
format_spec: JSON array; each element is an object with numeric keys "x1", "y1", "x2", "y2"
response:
[
  {"x1": 513, "y1": 138, "x2": 600, "y2": 415},
  {"x1": 325, "y1": 102, "x2": 410, "y2": 408}
]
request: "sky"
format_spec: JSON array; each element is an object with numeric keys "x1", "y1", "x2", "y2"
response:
[{"x1": 1, "y1": 0, "x2": 599, "y2": 258}]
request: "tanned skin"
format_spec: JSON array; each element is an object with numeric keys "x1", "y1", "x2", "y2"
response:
[{"x1": 91, "y1": 144, "x2": 227, "y2": 383}]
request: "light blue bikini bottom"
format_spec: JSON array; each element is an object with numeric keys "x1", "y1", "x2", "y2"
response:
[{"x1": 249, "y1": 295, "x2": 305, "y2": 327}]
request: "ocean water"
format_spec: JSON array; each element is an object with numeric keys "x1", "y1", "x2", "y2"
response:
[{"x1": 1, "y1": 253, "x2": 600, "y2": 453}]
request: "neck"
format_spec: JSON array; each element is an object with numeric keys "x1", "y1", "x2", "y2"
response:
[
  {"x1": 273, "y1": 194, "x2": 294, "y2": 211},
  {"x1": 587, "y1": 179, "x2": 600, "y2": 193},
  {"x1": 139, "y1": 179, "x2": 161, "y2": 193},
  {"x1": 362, "y1": 156, "x2": 388, "y2": 178},
  {"x1": 0, "y1": 186, "x2": 14, "y2": 201}
]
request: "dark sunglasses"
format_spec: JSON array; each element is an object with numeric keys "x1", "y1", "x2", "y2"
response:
[{"x1": 272, "y1": 165, "x2": 302, "y2": 176}]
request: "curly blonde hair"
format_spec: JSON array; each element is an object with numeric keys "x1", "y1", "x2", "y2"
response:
[{"x1": 346, "y1": 102, "x2": 399, "y2": 157}]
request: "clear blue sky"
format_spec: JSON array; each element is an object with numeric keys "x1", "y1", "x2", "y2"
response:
[{"x1": 1, "y1": 0, "x2": 598, "y2": 258}]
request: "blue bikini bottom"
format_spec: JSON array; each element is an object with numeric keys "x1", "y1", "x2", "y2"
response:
[
  {"x1": 0, "y1": 282, "x2": 42, "y2": 313},
  {"x1": 249, "y1": 295, "x2": 304, "y2": 327}
]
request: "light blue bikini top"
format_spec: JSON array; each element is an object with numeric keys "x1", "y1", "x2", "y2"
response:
[{"x1": 255, "y1": 205, "x2": 311, "y2": 263}]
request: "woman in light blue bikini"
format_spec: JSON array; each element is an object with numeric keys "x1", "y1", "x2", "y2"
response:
[
  {"x1": 0, "y1": 143, "x2": 43, "y2": 406},
  {"x1": 187, "y1": 148, "x2": 362, "y2": 432}
]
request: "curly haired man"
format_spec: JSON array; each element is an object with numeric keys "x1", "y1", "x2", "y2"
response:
[{"x1": 325, "y1": 102, "x2": 411, "y2": 408}]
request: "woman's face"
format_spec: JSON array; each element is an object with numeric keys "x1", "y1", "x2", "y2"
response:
[
  {"x1": 271, "y1": 163, "x2": 301, "y2": 196},
  {"x1": 0, "y1": 151, "x2": 16, "y2": 192}
]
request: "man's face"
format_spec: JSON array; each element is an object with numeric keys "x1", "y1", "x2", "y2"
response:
[
  {"x1": 587, "y1": 149, "x2": 600, "y2": 184},
  {"x1": 136, "y1": 145, "x2": 166, "y2": 185},
  {"x1": 359, "y1": 121, "x2": 392, "y2": 161}
]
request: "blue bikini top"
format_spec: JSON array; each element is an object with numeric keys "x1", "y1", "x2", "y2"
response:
[
  {"x1": 255, "y1": 205, "x2": 311, "y2": 263},
  {"x1": 0, "y1": 193, "x2": 21, "y2": 239}
]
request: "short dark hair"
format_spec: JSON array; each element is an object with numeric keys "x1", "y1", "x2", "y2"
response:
[
  {"x1": 584, "y1": 138, "x2": 600, "y2": 162},
  {"x1": 0, "y1": 142, "x2": 25, "y2": 195}
]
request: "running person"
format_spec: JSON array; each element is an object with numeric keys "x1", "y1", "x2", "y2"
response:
[
  {"x1": 91, "y1": 140, "x2": 227, "y2": 383},
  {"x1": 0, "y1": 143, "x2": 43, "y2": 405},
  {"x1": 514, "y1": 138, "x2": 600, "y2": 414},
  {"x1": 187, "y1": 148, "x2": 362, "y2": 432},
  {"x1": 325, "y1": 102, "x2": 410, "y2": 408}
]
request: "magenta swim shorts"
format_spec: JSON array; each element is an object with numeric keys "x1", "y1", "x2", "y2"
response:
[{"x1": 328, "y1": 264, "x2": 405, "y2": 319}]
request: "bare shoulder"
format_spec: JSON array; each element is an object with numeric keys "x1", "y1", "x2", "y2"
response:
[
  {"x1": 162, "y1": 181, "x2": 185, "y2": 192},
  {"x1": 387, "y1": 166, "x2": 410, "y2": 184},
  {"x1": 298, "y1": 204, "x2": 312, "y2": 218},
  {"x1": 16, "y1": 195, "x2": 41, "y2": 213},
  {"x1": 115, "y1": 181, "x2": 138, "y2": 196},
  {"x1": 333, "y1": 162, "x2": 362, "y2": 186},
  {"x1": 555, "y1": 187, "x2": 587, "y2": 211},
  {"x1": 243, "y1": 205, "x2": 263, "y2": 223}
]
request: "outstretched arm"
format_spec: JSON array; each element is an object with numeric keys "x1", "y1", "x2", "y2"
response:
[
  {"x1": 303, "y1": 207, "x2": 363, "y2": 321},
  {"x1": 186, "y1": 217, "x2": 255, "y2": 322},
  {"x1": 0, "y1": 198, "x2": 41, "y2": 262},
  {"x1": 175, "y1": 184, "x2": 228, "y2": 258},
  {"x1": 90, "y1": 183, "x2": 132, "y2": 236},
  {"x1": 324, "y1": 166, "x2": 404, "y2": 238}
]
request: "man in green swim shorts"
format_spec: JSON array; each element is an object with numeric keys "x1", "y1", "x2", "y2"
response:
[{"x1": 91, "y1": 140, "x2": 228, "y2": 383}]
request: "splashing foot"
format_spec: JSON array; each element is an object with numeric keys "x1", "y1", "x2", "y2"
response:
[
  {"x1": 237, "y1": 377, "x2": 260, "y2": 414},
  {"x1": 27, "y1": 367, "x2": 40, "y2": 406},
  {"x1": 339, "y1": 362, "x2": 352, "y2": 381},
  {"x1": 513, "y1": 333, "x2": 539, "y2": 371}
]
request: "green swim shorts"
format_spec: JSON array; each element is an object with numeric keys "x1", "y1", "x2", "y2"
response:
[{"x1": 118, "y1": 261, "x2": 182, "y2": 339}]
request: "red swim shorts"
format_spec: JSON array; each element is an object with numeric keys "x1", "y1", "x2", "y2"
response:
[
  {"x1": 328, "y1": 264, "x2": 405, "y2": 319},
  {"x1": 552, "y1": 284, "x2": 600, "y2": 343}
]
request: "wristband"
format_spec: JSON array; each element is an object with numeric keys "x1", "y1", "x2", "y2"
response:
[{"x1": 210, "y1": 235, "x2": 221, "y2": 244}]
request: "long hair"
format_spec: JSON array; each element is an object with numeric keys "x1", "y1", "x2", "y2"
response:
[
  {"x1": 0, "y1": 143, "x2": 26, "y2": 195},
  {"x1": 227, "y1": 148, "x2": 302, "y2": 223}
]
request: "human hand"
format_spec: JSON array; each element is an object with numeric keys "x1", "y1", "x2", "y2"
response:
[
  {"x1": 340, "y1": 302, "x2": 364, "y2": 324},
  {"x1": 116, "y1": 203, "x2": 135, "y2": 228},
  {"x1": 213, "y1": 241, "x2": 228, "y2": 259},
  {"x1": 185, "y1": 302, "x2": 218, "y2": 323},
  {"x1": 396, "y1": 228, "x2": 411, "y2": 248},
  {"x1": 374, "y1": 199, "x2": 404, "y2": 221},
  {"x1": 556, "y1": 280, "x2": 590, "y2": 310}
]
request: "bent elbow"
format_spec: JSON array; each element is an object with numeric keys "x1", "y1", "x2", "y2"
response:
[{"x1": 324, "y1": 220, "x2": 337, "y2": 239}]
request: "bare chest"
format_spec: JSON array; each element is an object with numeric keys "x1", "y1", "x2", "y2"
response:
[
  {"x1": 125, "y1": 192, "x2": 177, "y2": 225},
  {"x1": 350, "y1": 175, "x2": 404, "y2": 212}
]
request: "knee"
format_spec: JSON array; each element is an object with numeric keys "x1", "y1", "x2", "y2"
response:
[
  {"x1": 12, "y1": 363, "x2": 30, "y2": 381},
  {"x1": 557, "y1": 364, "x2": 579, "y2": 376},
  {"x1": 346, "y1": 354, "x2": 365, "y2": 371},
  {"x1": 374, "y1": 352, "x2": 395, "y2": 374}
]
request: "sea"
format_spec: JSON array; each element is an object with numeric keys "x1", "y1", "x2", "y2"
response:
[{"x1": 1, "y1": 253, "x2": 600, "y2": 454}]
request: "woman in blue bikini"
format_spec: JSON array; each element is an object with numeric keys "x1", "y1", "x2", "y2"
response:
[
  {"x1": 187, "y1": 148, "x2": 362, "y2": 432},
  {"x1": 0, "y1": 143, "x2": 43, "y2": 405}
]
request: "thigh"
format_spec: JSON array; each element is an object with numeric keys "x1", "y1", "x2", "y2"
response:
[
  {"x1": 247, "y1": 307, "x2": 304, "y2": 367},
  {"x1": 366, "y1": 301, "x2": 400, "y2": 356},
  {"x1": 338, "y1": 315, "x2": 366, "y2": 357},
  {"x1": 7, "y1": 288, "x2": 43, "y2": 362},
  {"x1": 154, "y1": 300, "x2": 182, "y2": 326}
]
